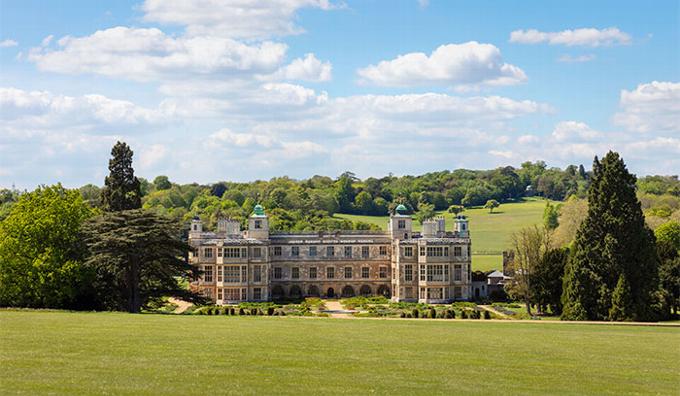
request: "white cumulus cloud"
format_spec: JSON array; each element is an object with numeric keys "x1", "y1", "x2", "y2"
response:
[
  {"x1": 141, "y1": 0, "x2": 335, "y2": 40},
  {"x1": 0, "y1": 39, "x2": 18, "y2": 48},
  {"x1": 613, "y1": 81, "x2": 680, "y2": 133},
  {"x1": 28, "y1": 27, "x2": 289, "y2": 81},
  {"x1": 356, "y1": 42, "x2": 526, "y2": 89},
  {"x1": 510, "y1": 27, "x2": 631, "y2": 47}
]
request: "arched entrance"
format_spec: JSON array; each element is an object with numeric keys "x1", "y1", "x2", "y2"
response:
[
  {"x1": 289, "y1": 285, "x2": 303, "y2": 300},
  {"x1": 359, "y1": 285, "x2": 372, "y2": 297},
  {"x1": 377, "y1": 285, "x2": 390, "y2": 298},
  {"x1": 307, "y1": 285, "x2": 320, "y2": 297},
  {"x1": 475, "y1": 288, "x2": 480, "y2": 299},
  {"x1": 272, "y1": 285, "x2": 285, "y2": 300},
  {"x1": 341, "y1": 285, "x2": 355, "y2": 298},
  {"x1": 326, "y1": 287, "x2": 335, "y2": 298}
]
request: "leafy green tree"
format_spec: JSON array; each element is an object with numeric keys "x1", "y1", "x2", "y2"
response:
[
  {"x1": 414, "y1": 203, "x2": 435, "y2": 224},
  {"x1": 101, "y1": 142, "x2": 142, "y2": 212},
  {"x1": 506, "y1": 225, "x2": 551, "y2": 315},
  {"x1": 562, "y1": 152, "x2": 660, "y2": 321},
  {"x1": 79, "y1": 184, "x2": 102, "y2": 208},
  {"x1": 447, "y1": 205, "x2": 464, "y2": 215},
  {"x1": 543, "y1": 201, "x2": 560, "y2": 230},
  {"x1": 153, "y1": 175, "x2": 172, "y2": 191},
  {"x1": 84, "y1": 209, "x2": 200, "y2": 313},
  {"x1": 354, "y1": 191, "x2": 374, "y2": 214},
  {"x1": 0, "y1": 185, "x2": 95, "y2": 309},
  {"x1": 484, "y1": 199, "x2": 500, "y2": 213},
  {"x1": 656, "y1": 223, "x2": 680, "y2": 316},
  {"x1": 372, "y1": 197, "x2": 389, "y2": 215},
  {"x1": 655, "y1": 221, "x2": 680, "y2": 250},
  {"x1": 658, "y1": 256, "x2": 680, "y2": 315},
  {"x1": 335, "y1": 175, "x2": 356, "y2": 213}
]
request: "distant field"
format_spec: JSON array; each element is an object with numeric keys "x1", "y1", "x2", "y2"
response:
[
  {"x1": 1, "y1": 311, "x2": 678, "y2": 395},
  {"x1": 335, "y1": 198, "x2": 552, "y2": 272}
]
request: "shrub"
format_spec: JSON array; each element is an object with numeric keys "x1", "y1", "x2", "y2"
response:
[
  {"x1": 223, "y1": 307, "x2": 229, "y2": 315},
  {"x1": 251, "y1": 308, "x2": 257, "y2": 316},
  {"x1": 230, "y1": 307, "x2": 235, "y2": 315},
  {"x1": 238, "y1": 308, "x2": 245, "y2": 315},
  {"x1": 207, "y1": 307, "x2": 213, "y2": 315},
  {"x1": 400, "y1": 311, "x2": 406, "y2": 318},
  {"x1": 279, "y1": 310, "x2": 286, "y2": 316},
  {"x1": 484, "y1": 310, "x2": 491, "y2": 319},
  {"x1": 429, "y1": 308, "x2": 437, "y2": 319},
  {"x1": 406, "y1": 313, "x2": 412, "y2": 318},
  {"x1": 267, "y1": 307, "x2": 275, "y2": 316},
  {"x1": 446, "y1": 309, "x2": 455, "y2": 319},
  {"x1": 412, "y1": 309, "x2": 419, "y2": 318},
  {"x1": 460, "y1": 310, "x2": 467, "y2": 319},
  {"x1": 257, "y1": 309, "x2": 263, "y2": 316}
]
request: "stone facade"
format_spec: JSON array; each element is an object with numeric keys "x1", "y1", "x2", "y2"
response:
[{"x1": 188, "y1": 205, "x2": 472, "y2": 304}]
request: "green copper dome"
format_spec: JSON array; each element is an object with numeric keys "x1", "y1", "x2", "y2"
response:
[
  {"x1": 395, "y1": 204, "x2": 408, "y2": 214},
  {"x1": 253, "y1": 204, "x2": 265, "y2": 216}
]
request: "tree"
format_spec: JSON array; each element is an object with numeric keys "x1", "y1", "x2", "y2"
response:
[
  {"x1": 101, "y1": 141, "x2": 142, "y2": 212},
  {"x1": 415, "y1": 203, "x2": 435, "y2": 224},
  {"x1": 506, "y1": 225, "x2": 551, "y2": 315},
  {"x1": 655, "y1": 221, "x2": 680, "y2": 251},
  {"x1": 532, "y1": 247, "x2": 568, "y2": 315},
  {"x1": 354, "y1": 191, "x2": 374, "y2": 214},
  {"x1": 562, "y1": 152, "x2": 660, "y2": 321},
  {"x1": 543, "y1": 201, "x2": 560, "y2": 230},
  {"x1": 84, "y1": 209, "x2": 200, "y2": 313},
  {"x1": 656, "y1": 223, "x2": 680, "y2": 316},
  {"x1": 335, "y1": 175, "x2": 356, "y2": 213},
  {"x1": 484, "y1": 199, "x2": 500, "y2": 213},
  {"x1": 552, "y1": 196, "x2": 588, "y2": 247},
  {"x1": 79, "y1": 184, "x2": 102, "y2": 208},
  {"x1": 0, "y1": 185, "x2": 95, "y2": 309},
  {"x1": 447, "y1": 205, "x2": 464, "y2": 215},
  {"x1": 609, "y1": 274, "x2": 634, "y2": 321},
  {"x1": 153, "y1": 175, "x2": 172, "y2": 191}
]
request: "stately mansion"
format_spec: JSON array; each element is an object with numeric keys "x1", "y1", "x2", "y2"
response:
[{"x1": 188, "y1": 204, "x2": 472, "y2": 304}]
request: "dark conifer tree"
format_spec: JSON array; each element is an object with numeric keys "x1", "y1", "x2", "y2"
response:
[
  {"x1": 84, "y1": 210, "x2": 201, "y2": 313},
  {"x1": 609, "y1": 274, "x2": 634, "y2": 321},
  {"x1": 562, "y1": 152, "x2": 660, "y2": 321},
  {"x1": 101, "y1": 141, "x2": 142, "y2": 212}
]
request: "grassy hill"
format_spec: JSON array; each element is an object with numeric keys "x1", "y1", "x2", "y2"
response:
[
  {"x1": 1, "y1": 310, "x2": 678, "y2": 395},
  {"x1": 335, "y1": 197, "x2": 552, "y2": 272}
]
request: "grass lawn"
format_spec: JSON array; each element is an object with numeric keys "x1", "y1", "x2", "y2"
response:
[
  {"x1": 335, "y1": 197, "x2": 552, "y2": 272},
  {"x1": 1, "y1": 311, "x2": 679, "y2": 395}
]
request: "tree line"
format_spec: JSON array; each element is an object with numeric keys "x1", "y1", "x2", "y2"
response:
[
  {"x1": 0, "y1": 142, "x2": 203, "y2": 312},
  {"x1": 505, "y1": 152, "x2": 680, "y2": 321}
]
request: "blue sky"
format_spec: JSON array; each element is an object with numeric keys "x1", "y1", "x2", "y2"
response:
[{"x1": 1, "y1": 0, "x2": 678, "y2": 189}]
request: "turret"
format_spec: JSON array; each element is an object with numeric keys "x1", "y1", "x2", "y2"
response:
[
  {"x1": 247, "y1": 204, "x2": 269, "y2": 240},
  {"x1": 189, "y1": 216, "x2": 203, "y2": 239},
  {"x1": 454, "y1": 215, "x2": 469, "y2": 237},
  {"x1": 388, "y1": 204, "x2": 412, "y2": 240}
]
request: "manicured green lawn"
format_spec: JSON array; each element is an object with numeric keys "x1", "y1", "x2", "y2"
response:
[
  {"x1": 335, "y1": 198, "x2": 552, "y2": 272},
  {"x1": 1, "y1": 310, "x2": 678, "y2": 395}
]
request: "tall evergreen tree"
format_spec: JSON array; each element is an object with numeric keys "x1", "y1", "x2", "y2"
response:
[
  {"x1": 562, "y1": 152, "x2": 660, "y2": 321},
  {"x1": 101, "y1": 142, "x2": 142, "y2": 212},
  {"x1": 84, "y1": 209, "x2": 201, "y2": 313},
  {"x1": 609, "y1": 274, "x2": 634, "y2": 321}
]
